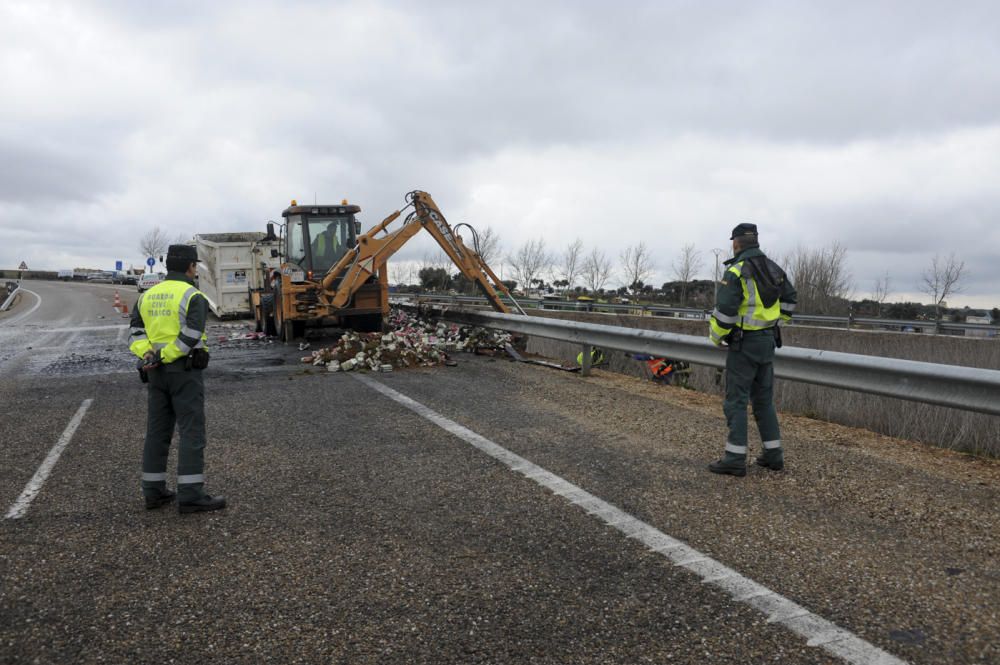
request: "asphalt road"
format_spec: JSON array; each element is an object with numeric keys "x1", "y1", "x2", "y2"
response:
[{"x1": 1, "y1": 280, "x2": 997, "y2": 664}]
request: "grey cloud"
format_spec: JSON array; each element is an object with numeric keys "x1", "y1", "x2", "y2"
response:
[
  {"x1": 0, "y1": 137, "x2": 120, "y2": 204},
  {"x1": 4, "y1": 1, "x2": 998, "y2": 307},
  {"x1": 90, "y1": 1, "x2": 1000, "y2": 156}
]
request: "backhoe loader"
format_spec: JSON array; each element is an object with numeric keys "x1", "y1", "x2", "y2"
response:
[{"x1": 252, "y1": 190, "x2": 524, "y2": 341}]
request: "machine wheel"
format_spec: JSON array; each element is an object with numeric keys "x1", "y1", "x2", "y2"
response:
[
  {"x1": 253, "y1": 289, "x2": 264, "y2": 332},
  {"x1": 279, "y1": 319, "x2": 305, "y2": 342},
  {"x1": 276, "y1": 290, "x2": 304, "y2": 342},
  {"x1": 260, "y1": 293, "x2": 277, "y2": 336},
  {"x1": 274, "y1": 290, "x2": 289, "y2": 342}
]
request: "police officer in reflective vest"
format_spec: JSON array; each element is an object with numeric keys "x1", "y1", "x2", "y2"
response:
[
  {"x1": 708, "y1": 224, "x2": 797, "y2": 476},
  {"x1": 129, "y1": 244, "x2": 226, "y2": 513}
]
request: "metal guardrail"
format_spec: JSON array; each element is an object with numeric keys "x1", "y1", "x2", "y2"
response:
[
  {"x1": 426, "y1": 307, "x2": 1000, "y2": 417},
  {"x1": 1, "y1": 281, "x2": 20, "y2": 312},
  {"x1": 397, "y1": 292, "x2": 997, "y2": 333}
]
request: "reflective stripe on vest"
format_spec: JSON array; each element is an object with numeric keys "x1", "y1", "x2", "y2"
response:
[
  {"x1": 138, "y1": 280, "x2": 208, "y2": 361},
  {"x1": 728, "y1": 261, "x2": 781, "y2": 330}
]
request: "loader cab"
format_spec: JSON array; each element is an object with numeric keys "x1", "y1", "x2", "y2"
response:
[{"x1": 281, "y1": 201, "x2": 362, "y2": 279}]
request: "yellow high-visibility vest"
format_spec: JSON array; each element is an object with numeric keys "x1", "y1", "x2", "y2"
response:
[
  {"x1": 316, "y1": 231, "x2": 340, "y2": 256},
  {"x1": 727, "y1": 261, "x2": 781, "y2": 330},
  {"x1": 131, "y1": 279, "x2": 208, "y2": 364}
]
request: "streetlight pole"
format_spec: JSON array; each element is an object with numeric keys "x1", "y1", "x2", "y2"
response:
[{"x1": 711, "y1": 248, "x2": 725, "y2": 283}]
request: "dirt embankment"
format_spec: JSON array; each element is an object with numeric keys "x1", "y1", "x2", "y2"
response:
[{"x1": 521, "y1": 309, "x2": 1000, "y2": 456}]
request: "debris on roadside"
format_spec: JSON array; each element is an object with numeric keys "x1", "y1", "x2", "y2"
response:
[
  {"x1": 208, "y1": 323, "x2": 273, "y2": 350},
  {"x1": 504, "y1": 343, "x2": 580, "y2": 372},
  {"x1": 301, "y1": 308, "x2": 514, "y2": 372}
]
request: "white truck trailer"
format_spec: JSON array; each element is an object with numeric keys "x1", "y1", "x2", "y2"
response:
[{"x1": 195, "y1": 232, "x2": 281, "y2": 318}]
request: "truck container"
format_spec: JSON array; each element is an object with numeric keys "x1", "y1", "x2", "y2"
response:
[{"x1": 195, "y1": 232, "x2": 281, "y2": 318}]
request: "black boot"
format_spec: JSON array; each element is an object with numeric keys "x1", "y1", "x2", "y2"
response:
[
  {"x1": 144, "y1": 489, "x2": 176, "y2": 510},
  {"x1": 178, "y1": 494, "x2": 227, "y2": 514},
  {"x1": 755, "y1": 449, "x2": 784, "y2": 471},
  {"x1": 708, "y1": 457, "x2": 747, "y2": 477}
]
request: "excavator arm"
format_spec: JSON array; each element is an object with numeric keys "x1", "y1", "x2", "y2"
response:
[{"x1": 321, "y1": 190, "x2": 525, "y2": 314}]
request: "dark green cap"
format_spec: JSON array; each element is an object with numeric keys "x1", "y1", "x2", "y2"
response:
[
  {"x1": 730, "y1": 223, "x2": 758, "y2": 240},
  {"x1": 167, "y1": 244, "x2": 201, "y2": 263}
]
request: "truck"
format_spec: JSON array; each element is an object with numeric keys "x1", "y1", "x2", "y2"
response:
[
  {"x1": 194, "y1": 232, "x2": 282, "y2": 318},
  {"x1": 252, "y1": 190, "x2": 523, "y2": 341}
]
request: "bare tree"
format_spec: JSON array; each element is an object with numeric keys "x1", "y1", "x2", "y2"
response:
[
  {"x1": 426, "y1": 249, "x2": 453, "y2": 270},
  {"x1": 672, "y1": 243, "x2": 704, "y2": 306},
  {"x1": 471, "y1": 226, "x2": 500, "y2": 265},
  {"x1": 870, "y1": 271, "x2": 891, "y2": 317},
  {"x1": 784, "y1": 242, "x2": 853, "y2": 315},
  {"x1": 921, "y1": 252, "x2": 965, "y2": 321},
  {"x1": 390, "y1": 260, "x2": 418, "y2": 286},
  {"x1": 507, "y1": 238, "x2": 551, "y2": 291},
  {"x1": 581, "y1": 248, "x2": 614, "y2": 293},
  {"x1": 418, "y1": 251, "x2": 453, "y2": 288},
  {"x1": 619, "y1": 241, "x2": 655, "y2": 293},
  {"x1": 558, "y1": 238, "x2": 584, "y2": 288},
  {"x1": 138, "y1": 227, "x2": 170, "y2": 271}
]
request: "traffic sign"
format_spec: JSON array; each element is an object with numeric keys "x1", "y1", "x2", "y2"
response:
[
  {"x1": 115, "y1": 260, "x2": 123, "y2": 271},
  {"x1": 18, "y1": 261, "x2": 27, "y2": 270},
  {"x1": 146, "y1": 257, "x2": 156, "y2": 267}
]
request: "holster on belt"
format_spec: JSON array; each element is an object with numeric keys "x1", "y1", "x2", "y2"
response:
[
  {"x1": 186, "y1": 348, "x2": 210, "y2": 370},
  {"x1": 724, "y1": 327, "x2": 744, "y2": 352}
]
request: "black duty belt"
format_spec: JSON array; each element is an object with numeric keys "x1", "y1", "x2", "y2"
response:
[{"x1": 739, "y1": 327, "x2": 775, "y2": 337}]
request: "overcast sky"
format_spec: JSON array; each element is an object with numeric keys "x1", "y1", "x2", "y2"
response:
[{"x1": 2, "y1": 0, "x2": 998, "y2": 308}]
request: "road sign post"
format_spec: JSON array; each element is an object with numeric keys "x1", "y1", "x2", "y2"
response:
[
  {"x1": 115, "y1": 260, "x2": 123, "y2": 272},
  {"x1": 146, "y1": 257, "x2": 155, "y2": 273}
]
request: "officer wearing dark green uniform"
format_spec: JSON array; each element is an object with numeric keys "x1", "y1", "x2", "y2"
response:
[
  {"x1": 708, "y1": 224, "x2": 797, "y2": 476},
  {"x1": 129, "y1": 244, "x2": 226, "y2": 513}
]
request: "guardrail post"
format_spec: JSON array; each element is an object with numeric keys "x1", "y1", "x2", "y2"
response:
[{"x1": 580, "y1": 344, "x2": 592, "y2": 376}]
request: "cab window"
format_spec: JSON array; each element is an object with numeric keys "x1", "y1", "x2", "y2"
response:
[
  {"x1": 285, "y1": 215, "x2": 307, "y2": 265},
  {"x1": 306, "y1": 216, "x2": 352, "y2": 273}
]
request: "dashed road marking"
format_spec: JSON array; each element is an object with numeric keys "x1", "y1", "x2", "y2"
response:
[
  {"x1": 354, "y1": 375, "x2": 908, "y2": 665},
  {"x1": 4, "y1": 399, "x2": 93, "y2": 520}
]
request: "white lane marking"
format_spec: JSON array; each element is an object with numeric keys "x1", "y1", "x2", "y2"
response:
[
  {"x1": 1, "y1": 289, "x2": 42, "y2": 325},
  {"x1": 353, "y1": 375, "x2": 908, "y2": 665},
  {"x1": 4, "y1": 399, "x2": 93, "y2": 520},
  {"x1": 37, "y1": 325, "x2": 129, "y2": 333}
]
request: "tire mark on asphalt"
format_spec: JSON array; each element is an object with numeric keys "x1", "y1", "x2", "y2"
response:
[
  {"x1": 4, "y1": 398, "x2": 93, "y2": 520},
  {"x1": 353, "y1": 374, "x2": 909, "y2": 665}
]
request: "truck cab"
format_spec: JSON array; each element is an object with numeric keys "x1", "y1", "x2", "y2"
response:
[
  {"x1": 263, "y1": 200, "x2": 384, "y2": 341},
  {"x1": 255, "y1": 191, "x2": 518, "y2": 342},
  {"x1": 281, "y1": 201, "x2": 362, "y2": 282}
]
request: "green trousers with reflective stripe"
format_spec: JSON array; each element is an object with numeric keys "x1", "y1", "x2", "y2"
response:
[
  {"x1": 723, "y1": 332, "x2": 781, "y2": 453},
  {"x1": 141, "y1": 364, "x2": 207, "y2": 502}
]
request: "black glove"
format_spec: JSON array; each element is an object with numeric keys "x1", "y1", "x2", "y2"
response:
[{"x1": 140, "y1": 350, "x2": 161, "y2": 370}]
